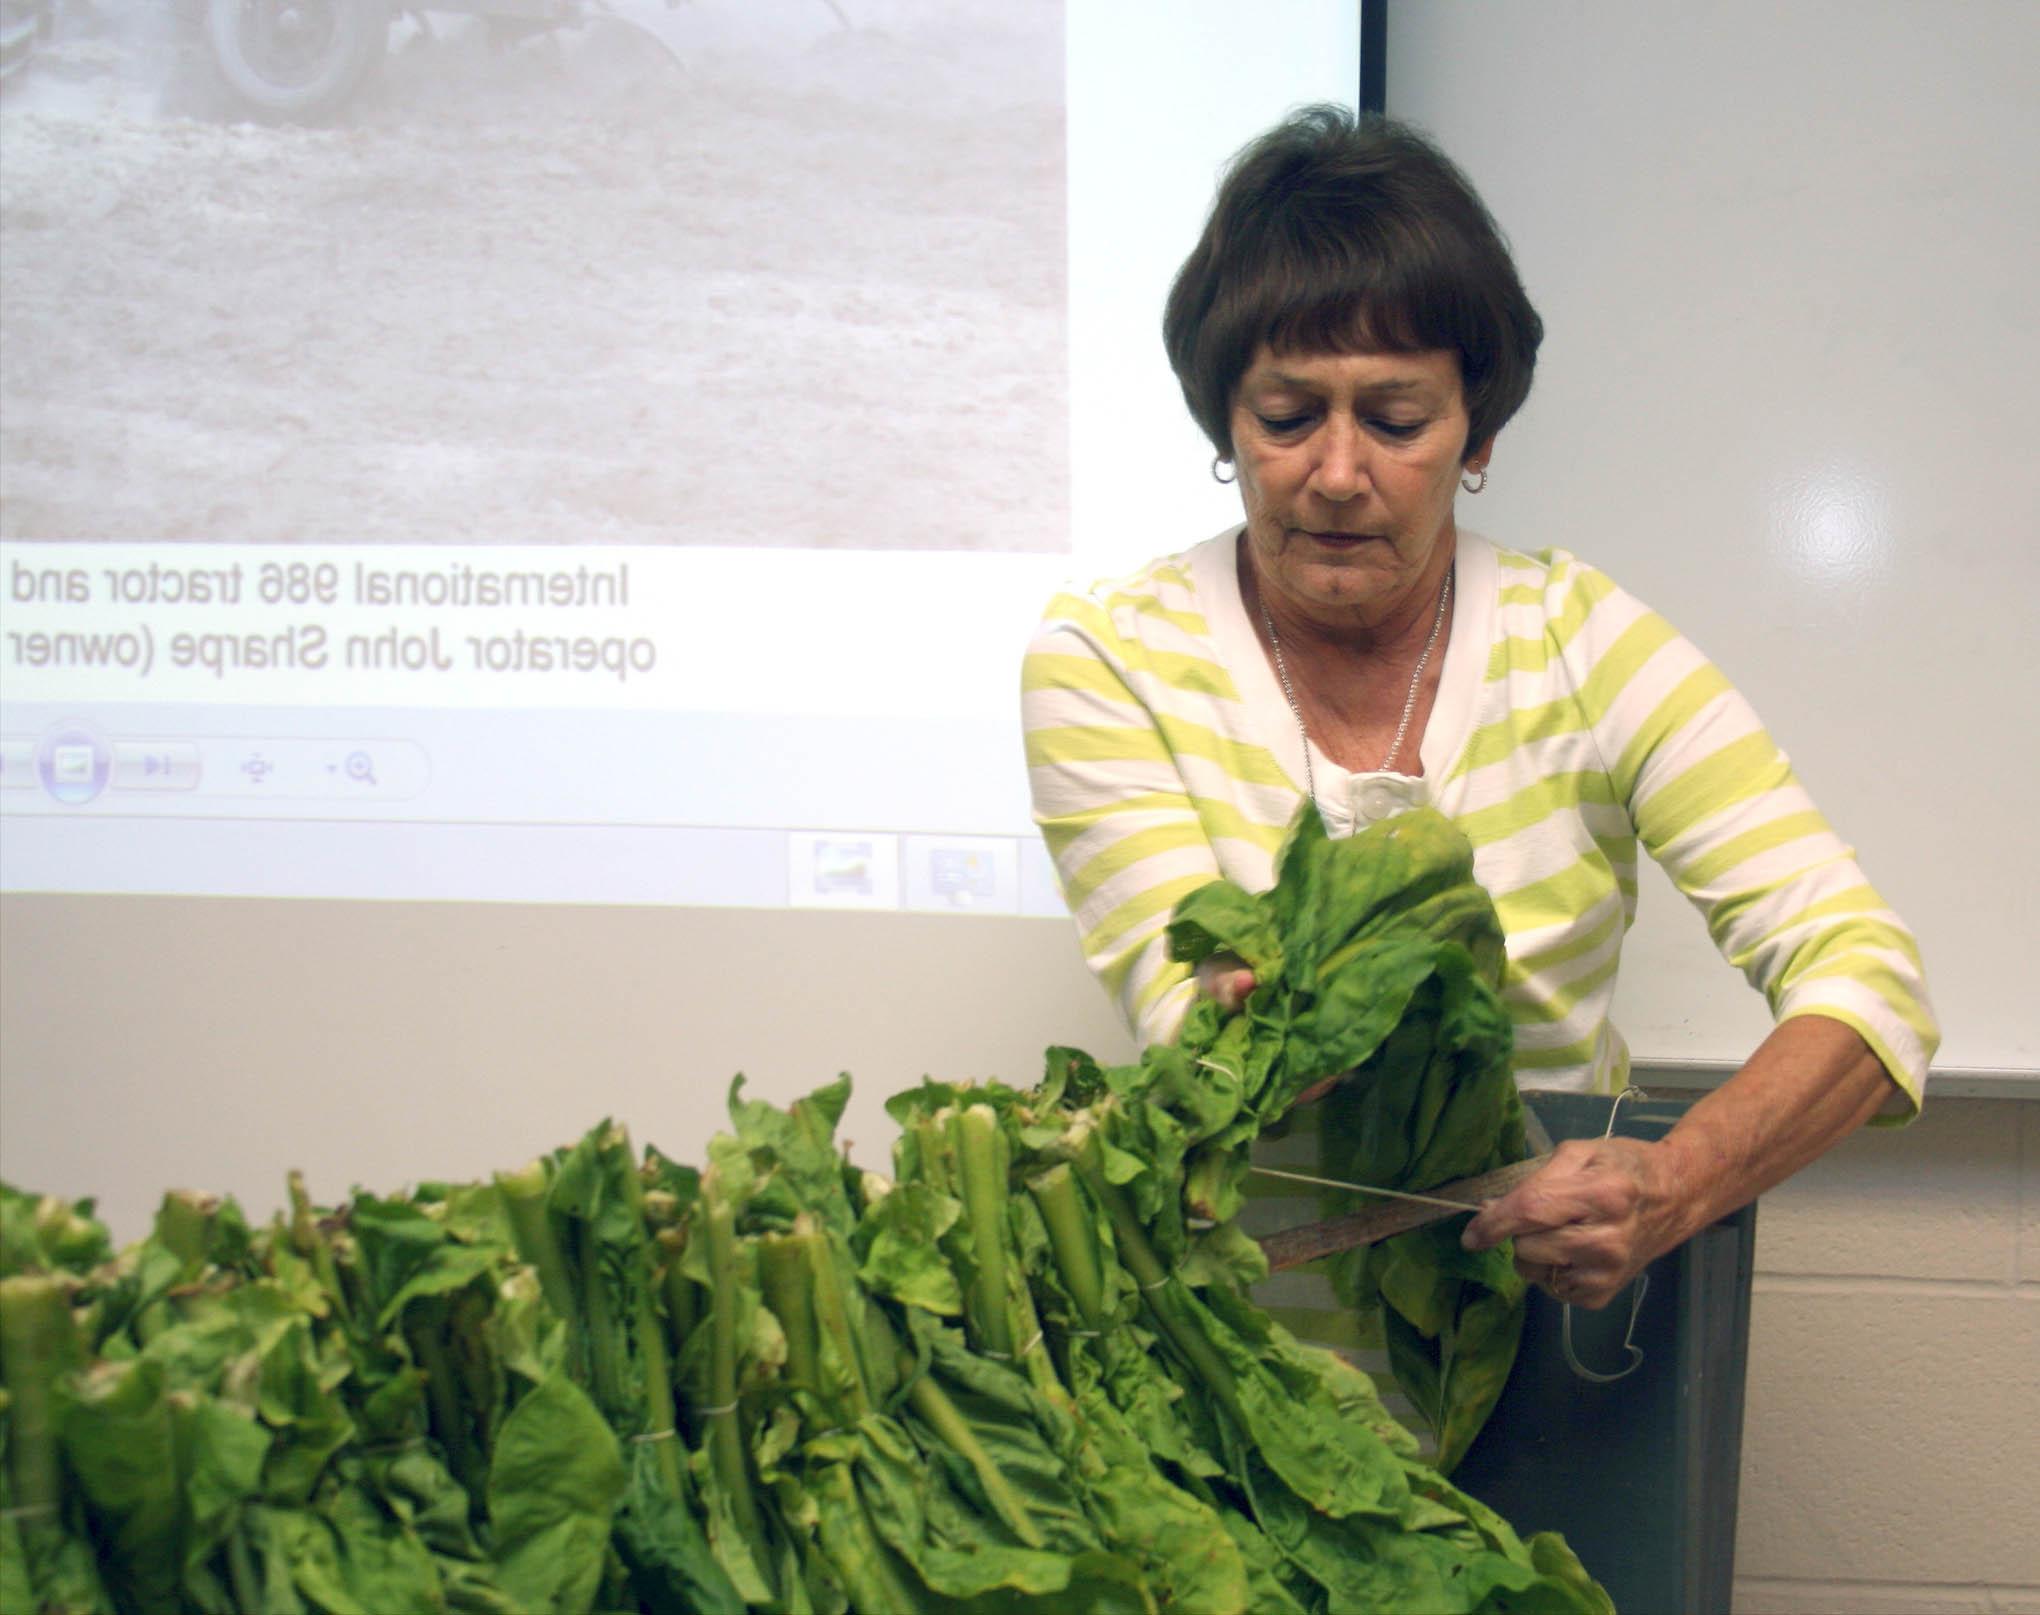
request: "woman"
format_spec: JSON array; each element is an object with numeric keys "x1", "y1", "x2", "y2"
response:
[{"x1": 1021, "y1": 108, "x2": 1937, "y2": 1313}]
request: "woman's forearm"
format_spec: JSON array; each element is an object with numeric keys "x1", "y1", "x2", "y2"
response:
[
  {"x1": 1465, "y1": 1013, "x2": 1902, "y2": 1307},
  {"x1": 1650, "y1": 1013, "x2": 1899, "y2": 1247}
]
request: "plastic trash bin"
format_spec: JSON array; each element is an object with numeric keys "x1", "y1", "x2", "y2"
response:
[{"x1": 1452, "y1": 1090, "x2": 1756, "y2": 1615}]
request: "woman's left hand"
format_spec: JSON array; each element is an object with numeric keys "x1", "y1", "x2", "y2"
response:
[
  {"x1": 1462, "y1": 1020, "x2": 1899, "y2": 1310},
  {"x1": 1459, "y1": 1137, "x2": 1686, "y2": 1310}
]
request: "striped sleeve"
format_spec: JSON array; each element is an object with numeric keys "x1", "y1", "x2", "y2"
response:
[
  {"x1": 1023, "y1": 551, "x2": 1309, "y2": 1045},
  {"x1": 1022, "y1": 585, "x2": 1211, "y2": 1044},
  {"x1": 1559, "y1": 555, "x2": 1939, "y2": 1116}
]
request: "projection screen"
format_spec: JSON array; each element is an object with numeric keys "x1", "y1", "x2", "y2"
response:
[{"x1": 1, "y1": 0, "x2": 1364, "y2": 916}]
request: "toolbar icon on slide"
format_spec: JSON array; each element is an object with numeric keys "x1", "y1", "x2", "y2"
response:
[
  {"x1": 110, "y1": 746, "x2": 204, "y2": 795},
  {"x1": 111, "y1": 744, "x2": 202, "y2": 792},
  {"x1": 36, "y1": 727, "x2": 110, "y2": 805},
  {"x1": 905, "y1": 836, "x2": 1020, "y2": 913},
  {"x1": 787, "y1": 831, "x2": 901, "y2": 910}
]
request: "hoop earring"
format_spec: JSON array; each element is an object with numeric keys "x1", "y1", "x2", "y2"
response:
[
  {"x1": 1461, "y1": 464, "x2": 1488, "y2": 495},
  {"x1": 1212, "y1": 456, "x2": 1236, "y2": 485}
]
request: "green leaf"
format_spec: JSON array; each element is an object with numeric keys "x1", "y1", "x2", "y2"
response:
[
  {"x1": 254, "y1": 1316, "x2": 354, "y2": 1505},
  {"x1": 170, "y1": 1394, "x2": 270, "y2": 1589},
  {"x1": 490, "y1": 1268, "x2": 569, "y2": 1388},
  {"x1": 1177, "y1": 1221, "x2": 1269, "y2": 1291},
  {"x1": 0, "y1": 1514, "x2": 31, "y2": 1615},
  {"x1": 0, "y1": 1185, "x2": 112, "y2": 1278},
  {"x1": 2, "y1": 1513, "x2": 115, "y2": 1615},
  {"x1": 57, "y1": 1357, "x2": 184, "y2": 1612},
  {"x1": 854, "y1": 1181, "x2": 964, "y2": 1316},
  {"x1": 725, "y1": 1076, "x2": 861, "y2": 1242},
  {"x1": 1166, "y1": 877, "x2": 1285, "y2": 978},
  {"x1": 265, "y1": 1481, "x2": 446, "y2": 1615},
  {"x1": 612, "y1": 1440, "x2": 745, "y2": 1615},
  {"x1": 139, "y1": 1281, "x2": 300, "y2": 1396},
  {"x1": 347, "y1": 1195, "x2": 454, "y2": 1321},
  {"x1": 487, "y1": 1371, "x2": 627, "y2": 1614},
  {"x1": 376, "y1": 1246, "x2": 500, "y2": 1332}
]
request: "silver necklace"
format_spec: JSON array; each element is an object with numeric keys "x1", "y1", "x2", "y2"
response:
[{"x1": 1259, "y1": 564, "x2": 1453, "y2": 812}]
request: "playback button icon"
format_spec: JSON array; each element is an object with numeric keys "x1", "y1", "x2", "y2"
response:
[{"x1": 111, "y1": 742, "x2": 203, "y2": 792}]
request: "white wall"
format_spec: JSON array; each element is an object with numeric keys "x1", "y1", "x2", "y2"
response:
[
  {"x1": 1384, "y1": 4, "x2": 2040, "y2": 1608},
  {"x1": 0, "y1": 893, "x2": 1133, "y2": 1243},
  {"x1": 1389, "y1": 0, "x2": 2038, "y2": 1076},
  {"x1": 1734, "y1": 1099, "x2": 2040, "y2": 1612}
]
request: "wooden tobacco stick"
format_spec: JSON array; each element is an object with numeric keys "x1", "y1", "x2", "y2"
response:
[{"x1": 1255, "y1": 1155, "x2": 1551, "y2": 1273}]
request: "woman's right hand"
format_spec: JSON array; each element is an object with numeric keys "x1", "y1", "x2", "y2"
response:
[{"x1": 1194, "y1": 953, "x2": 1257, "y2": 1012}]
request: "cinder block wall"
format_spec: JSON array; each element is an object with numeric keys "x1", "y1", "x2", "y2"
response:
[{"x1": 1730, "y1": 1097, "x2": 2040, "y2": 1613}]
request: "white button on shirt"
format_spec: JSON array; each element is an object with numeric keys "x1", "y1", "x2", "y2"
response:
[{"x1": 1354, "y1": 774, "x2": 1427, "y2": 823}]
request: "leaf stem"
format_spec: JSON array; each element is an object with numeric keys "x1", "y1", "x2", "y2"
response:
[
  {"x1": 225, "y1": 1518, "x2": 263, "y2": 1613},
  {"x1": 494, "y1": 1161, "x2": 577, "y2": 1325},
  {"x1": 1027, "y1": 1163, "x2": 1107, "y2": 1331},
  {"x1": 604, "y1": 1128, "x2": 684, "y2": 1497},
  {"x1": 701, "y1": 1172, "x2": 767, "y2": 1560},
  {"x1": 802, "y1": 1227, "x2": 872, "y2": 1422},
  {"x1": 896, "y1": 1346, "x2": 1046, "y2": 1549},
  {"x1": 656, "y1": 1227, "x2": 698, "y2": 1357},
  {"x1": 404, "y1": 1296, "x2": 484, "y2": 1503},
  {"x1": 952, "y1": 1105, "x2": 1014, "y2": 1360},
  {"x1": 575, "y1": 1219, "x2": 627, "y2": 1421},
  {"x1": 0, "y1": 1275, "x2": 73, "y2": 1519},
  {"x1": 1072, "y1": 1148, "x2": 1245, "y2": 1427},
  {"x1": 757, "y1": 1234, "x2": 818, "y2": 1399}
]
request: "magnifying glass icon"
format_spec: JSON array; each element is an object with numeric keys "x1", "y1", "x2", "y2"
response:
[{"x1": 344, "y1": 750, "x2": 377, "y2": 786}]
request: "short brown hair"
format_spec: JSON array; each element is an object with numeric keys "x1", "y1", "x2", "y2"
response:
[{"x1": 1163, "y1": 107, "x2": 1543, "y2": 463}]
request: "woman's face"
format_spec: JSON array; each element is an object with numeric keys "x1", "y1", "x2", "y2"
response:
[{"x1": 1229, "y1": 345, "x2": 1483, "y2": 631}]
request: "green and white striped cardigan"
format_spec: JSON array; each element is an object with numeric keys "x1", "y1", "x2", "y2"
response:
[{"x1": 1022, "y1": 527, "x2": 1937, "y2": 1112}]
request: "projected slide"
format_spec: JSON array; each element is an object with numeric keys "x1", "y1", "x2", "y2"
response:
[
  {"x1": 2, "y1": 1, "x2": 1067, "y2": 552},
  {"x1": 1, "y1": 0, "x2": 1359, "y2": 911}
]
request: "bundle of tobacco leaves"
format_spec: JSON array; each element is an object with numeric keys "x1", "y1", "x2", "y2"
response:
[
  {"x1": 1, "y1": 809, "x2": 1611, "y2": 1614},
  {"x1": 1165, "y1": 806, "x2": 1534, "y2": 1470}
]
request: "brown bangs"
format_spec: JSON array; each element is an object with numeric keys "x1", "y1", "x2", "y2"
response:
[{"x1": 1163, "y1": 108, "x2": 1543, "y2": 463}]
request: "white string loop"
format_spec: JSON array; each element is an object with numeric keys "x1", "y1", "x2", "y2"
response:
[{"x1": 1559, "y1": 1086, "x2": 1653, "y2": 1385}]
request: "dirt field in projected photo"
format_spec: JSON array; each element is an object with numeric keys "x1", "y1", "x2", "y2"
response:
[{"x1": 0, "y1": 1, "x2": 1067, "y2": 549}]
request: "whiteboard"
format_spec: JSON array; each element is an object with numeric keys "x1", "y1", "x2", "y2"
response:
[{"x1": 1388, "y1": 1, "x2": 2038, "y2": 1077}]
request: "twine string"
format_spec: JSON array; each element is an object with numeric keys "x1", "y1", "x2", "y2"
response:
[
  {"x1": 1252, "y1": 1086, "x2": 1657, "y2": 1384},
  {"x1": 1246, "y1": 1164, "x2": 1490, "y2": 1213},
  {"x1": 1562, "y1": 1271, "x2": 1651, "y2": 1384},
  {"x1": 1559, "y1": 1086, "x2": 1652, "y2": 1385}
]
